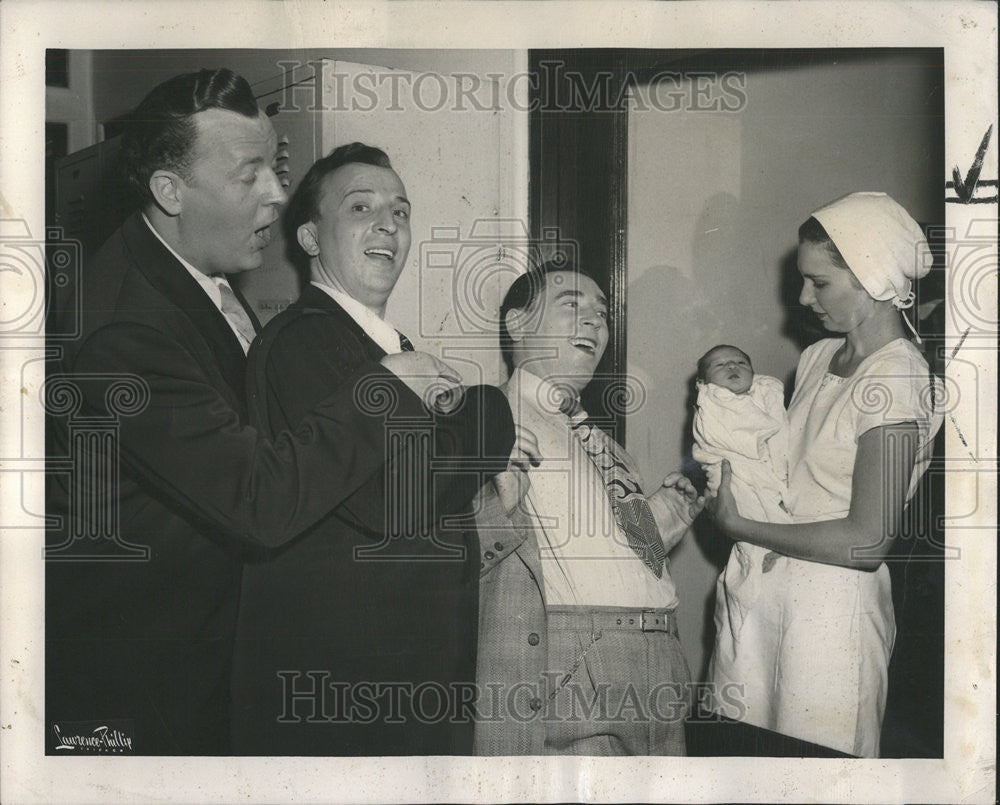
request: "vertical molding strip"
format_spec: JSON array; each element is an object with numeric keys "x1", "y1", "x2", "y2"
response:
[{"x1": 609, "y1": 52, "x2": 630, "y2": 449}]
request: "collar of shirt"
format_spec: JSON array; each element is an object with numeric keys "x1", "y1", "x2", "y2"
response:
[
  {"x1": 141, "y1": 212, "x2": 226, "y2": 309},
  {"x1": 508, "y1": 366, "x2": 585, "y2": 420},
  {"x1": 310, "y1": 280, "x2": 403, "y2": 356}
]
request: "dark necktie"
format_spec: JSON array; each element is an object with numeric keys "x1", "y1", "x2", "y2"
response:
[
  {"x1": 565, "y1": 404, "x2": 666, "y2": 579},
  {"x1": 397, "y1": 330, "x2": 415, "y2": 352}
]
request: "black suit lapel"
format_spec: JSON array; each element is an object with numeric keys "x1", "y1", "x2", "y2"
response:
[
  {"x1": 120, "y1": 213, "x2": 251, "y2": 401},
  {"x1": 293, "y1": 283, "x2": 388, "y2": 362}
]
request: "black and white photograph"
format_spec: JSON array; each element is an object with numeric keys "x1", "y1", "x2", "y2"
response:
[{"x1": 1, "y1": 2, "x2": 995, "y2": 802}]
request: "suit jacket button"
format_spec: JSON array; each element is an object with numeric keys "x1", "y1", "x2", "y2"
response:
[
  {"x1": 494, "y1": 542, "x2": 504, "y2": 551},
  {"x1": 484, "y1": 551, "x2": 495, "y2": 560},
  {"x1": 529, "y1": 698, "x2": 542, "y2": 712},
  {"x1": 528, "y1": 632, "x2": 540, "y2": 646}
]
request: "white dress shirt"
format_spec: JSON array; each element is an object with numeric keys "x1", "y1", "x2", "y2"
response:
[
  {"x1": 310, "y1": 281, "x2": 405, "y2": 355},
  {"x1": 507, "y1": 367, "x2": 679, "y2": 609}
]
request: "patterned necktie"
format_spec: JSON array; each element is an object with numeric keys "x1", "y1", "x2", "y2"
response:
[
  {"x1": 397, "y1": 330, "x2": 415, "y2": 352},
  {"x1": 567, "y1": 407, "x2": 666, "y2": 579},
  {"x1": 216, "y1": 279, "x2": 257, "y2": 351}
]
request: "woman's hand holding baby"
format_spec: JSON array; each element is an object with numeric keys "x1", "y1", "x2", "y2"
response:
[{"x1": 706, "y1": 459, "x2": 742, "y2": 534}]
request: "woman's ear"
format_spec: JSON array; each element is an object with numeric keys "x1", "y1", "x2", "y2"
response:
[
  {"x1": 297, "y1": 222, "x2": 320, "y2": 257},
  {"x1": 148, "y1": 170, "x2": 184, "y2": 216}
]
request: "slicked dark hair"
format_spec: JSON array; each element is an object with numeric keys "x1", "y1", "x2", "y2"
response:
[
  {"x1": 498, "y1": 258, "x2": 606, "y2": 376},
  {"x1": 119, "y1": 68, "x2": 259, "y2": 206},
  {"x1": 798, "y1": 215, "x2": 852, "y2": 271},
  {"x1": 697, "y1": 344, "x2": 753, "y2": 382},
  {"x1": 284, "y1": 143, "x2": 393, "y2": 241}
]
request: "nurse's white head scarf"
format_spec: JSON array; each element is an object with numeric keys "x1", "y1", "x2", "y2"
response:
[
  {"x1": 810, "y1": 191, "x2": 930, "y2": 341},
  {"x1": 810, "y1": 192, "x2": 930, "y2": 307}
]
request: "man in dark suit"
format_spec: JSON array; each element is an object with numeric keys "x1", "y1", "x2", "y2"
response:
[
  {"x1": 45, "y1": 70, "x2": 506, "y2": 755},
  {"x1": 232, "y1": 143, "x2": 520, "y2": 756}
]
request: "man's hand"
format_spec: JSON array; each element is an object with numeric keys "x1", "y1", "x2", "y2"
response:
[
  {"x1": 380, "y1": 351, "x2": 464, "y2": 413},
  {"x1": 494, "y1": 424, "x2": 540, "y2": 516},
  {"x1": 647, "y1": 472, "x2": 707, "y2": 553}
]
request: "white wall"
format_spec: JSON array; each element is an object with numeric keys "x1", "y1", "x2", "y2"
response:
[
  {"x1": 320, "y1": 59, "x2": 518, "y2": 386},
  {"x1": 626, "y1": 52, "x2": 942, "y2": 679},
  {"x1": 90, "y1": 49, "x2": 522, "y2": 127}
]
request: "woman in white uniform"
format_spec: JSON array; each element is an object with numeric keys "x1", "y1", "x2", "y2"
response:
[{"x1": 708, "y1": 192, "x2": 943, "y2": 758}]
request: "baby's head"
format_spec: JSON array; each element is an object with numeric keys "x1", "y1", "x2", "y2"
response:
[{"x1": 697, "y1": 344, "x2": 754, "y2": 394}]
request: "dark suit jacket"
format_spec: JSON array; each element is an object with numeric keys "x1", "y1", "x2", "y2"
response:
[
  {"x1": 231, "y1": 284, "x2": 514, "y2": 756},
  {"x1": 45, "y1": 213, "x2": 428, "y2": 754}
]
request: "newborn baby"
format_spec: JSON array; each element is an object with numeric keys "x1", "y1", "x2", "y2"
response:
[
  {"x1": 694, "y1": 344, "x2": 792, "y2": 697},
  {"x1": 692, "y1": 344, "x2": 789, "y2": 523}
]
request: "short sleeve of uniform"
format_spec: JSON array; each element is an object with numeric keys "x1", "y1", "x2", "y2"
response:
[
  {"x1": 849, "y1": 344, "x2": 940, "y2": 444},
  {"x1": 786, "y1": 338, "x2": 943, "y2": 519}
]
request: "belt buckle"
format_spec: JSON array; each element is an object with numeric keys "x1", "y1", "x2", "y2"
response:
[{"x1": 640, "y1": 610, "x2": 660, "y2": 631}]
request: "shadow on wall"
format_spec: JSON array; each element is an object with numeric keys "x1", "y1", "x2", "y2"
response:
[
  {"x1": 628, "y1": 191, "x2": 778, "y2": 458},
  {"x1": 625, "y1": 254, "x2": 704, "y2": 461}
]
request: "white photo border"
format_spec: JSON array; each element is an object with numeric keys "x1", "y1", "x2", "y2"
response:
[{"x1": 1, "y1": 1, "x2": 996, "y2": 802}]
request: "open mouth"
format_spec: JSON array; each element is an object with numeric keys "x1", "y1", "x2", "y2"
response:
[
  {"x1": 570, "y1": 336, "x2": 597, "y2": 355},
  {"x1": 364, "y1": 247, "x2": 396, "y2": 261},
  {"x1": 254, "y1": 225, "x2": 272, "y2": 247}
]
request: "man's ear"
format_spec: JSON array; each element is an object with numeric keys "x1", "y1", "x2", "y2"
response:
[
  {"x1": 148, "y1": 170, "x2": 184, "y2": 217},
  {"x1": 504, "y1": 307, "x2": 526, "y2": 342},
  {"x1": 297, "y1": 222, "x2": 320, "y2": 257}
]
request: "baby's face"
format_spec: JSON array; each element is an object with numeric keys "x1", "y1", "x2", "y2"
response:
[{"x1": 703, "y1": 347, "x2": 754, "y2": 394}]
